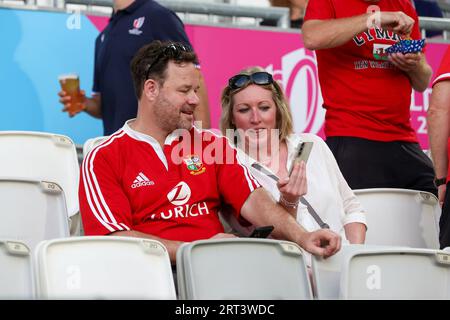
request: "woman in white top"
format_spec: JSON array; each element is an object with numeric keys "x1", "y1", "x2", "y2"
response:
[{"x1": 220, "y1": 66, "x2": 367, "y2": 244}]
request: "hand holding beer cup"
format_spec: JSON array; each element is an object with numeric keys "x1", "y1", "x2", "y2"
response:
[{"x1": 58, "y1": 74, "x2": 86, "y2": 117}]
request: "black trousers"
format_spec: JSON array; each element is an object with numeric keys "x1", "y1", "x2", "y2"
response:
[
  {"x1": 326, "y1": 136, "x2": 437, "y2": 196},
  {"x1": 440, "y1": 184, "x2": 450, "y2": 249}
]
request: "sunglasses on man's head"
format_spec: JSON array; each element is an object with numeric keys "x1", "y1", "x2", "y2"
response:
[
  {"x1": 228, "y1": 72, "x2": 274, "y2": 90},
  {"x1": 145, "y1": 43, "x2": 192, "y2": 80}
]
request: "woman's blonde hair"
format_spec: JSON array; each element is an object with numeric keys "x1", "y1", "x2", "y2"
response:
[{"x1": 220, "y1": 66, "x2": 293, "y2": 142}]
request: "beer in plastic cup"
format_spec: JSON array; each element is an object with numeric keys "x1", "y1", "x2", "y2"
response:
[{"x1": 58, "y1": 74, "x2": 84, "y2": 115}]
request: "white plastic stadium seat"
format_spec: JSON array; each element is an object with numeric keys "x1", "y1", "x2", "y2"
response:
[
  {"x1": 312, "y1": 244, "x2": 450, "y2": 300},
  {"x1": 0, "y1": 240, "x2": 34, "y2": 299},
  {"x1": 354, "y1": 188, "x2": 440, "y2": 248},
  {"x1": 311, "y1": 244, "x2": 394, "y2": 299},
  {"x1": 34, "y1": 236, "x2": 176, "y2": 299},
  {"x1": 0, "y1": 131, "x2": 80, "y2": 235},
  {"x1": 177, "y1": 238, "x2": 312, "y2": 300},
  {"x1": 341, "y1": 246, "x2": 450, "y2": 299},
  {"x1": 0, "y1": 178, "x2": 69, "y2": 250},
  {"x1": 82, "y1": 136, "x2": 107, "y2": 158}
]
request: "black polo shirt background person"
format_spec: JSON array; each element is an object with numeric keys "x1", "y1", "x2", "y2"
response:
[{"x1": 58, "y1": 0, "x2": 211, "y2": 135}]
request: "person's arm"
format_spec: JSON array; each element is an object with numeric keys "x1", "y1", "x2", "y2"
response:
[
  {"x1": 389, "y1": 53, "x2": 432, "y2": 92},
  {"x1": 302, "y1": 11, "x2": 414, "y2": 50},
  {"x1": 240, "y1": 188, "x2": 341, "y2": 258},
  {"x1": 58, "y1": 90, "x2": 102, "y2": 118},
  {"x1": 302, "y1": 14, "x2": 371, "y2": 50},
  {"x1": 344, "y1": 223, "x2": 366, "y2": 244},
  {"x1": 84, "y1": 93, "x2": 102, "y2": 118},
  {"x1": 428, "y1": 81, "x2": 450, "y2": 204}
]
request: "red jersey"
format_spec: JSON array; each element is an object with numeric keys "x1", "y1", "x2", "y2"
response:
[
  {"x1": 432, "y1": 47, "x2": 450, "y2": 87},
  {"x1": 304, "y1": 0, "x2": 421, "y2": 142},
  {"x1": 79, "y1": 121, "x2": 260, "y2": 242}
]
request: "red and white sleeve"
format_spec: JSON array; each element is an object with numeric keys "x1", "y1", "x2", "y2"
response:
[{"x1": 79, "y1": 147, "x2": 132, "y2": 235}]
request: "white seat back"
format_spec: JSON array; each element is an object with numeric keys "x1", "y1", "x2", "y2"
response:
[
  {"x1": 341, "y1": 247, "x2": 450, "y2": 299},
  {"x1": 312, "y1": 245, "x2": 450, "y2": 299},
  {"x1": 177, "y1": 238, "x2": 312, "y2": 300},
  {"x1": 34, "y1": 236, "x2": 176, "y2": 299},
  {"x1": 0, "y1": 131, "x2": 79, "y2": 218},
  {"x1": 354, "y1": 188, "x2": 440, "y2": 248},
  {"x1": 0, "y1": 179, "x2": 69, "y2": 250},
  {"x1": 0, "y1": 240, "x2": 34, "y2": 299}
]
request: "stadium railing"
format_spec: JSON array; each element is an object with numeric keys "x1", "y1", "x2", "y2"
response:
[{"x1": 1, "y1": 0, "x2": 449, "y2": 36}]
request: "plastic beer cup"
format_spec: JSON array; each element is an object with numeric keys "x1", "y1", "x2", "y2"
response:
[{"x1": 59, "y1": 74, "x2": 84, "y2": 115}]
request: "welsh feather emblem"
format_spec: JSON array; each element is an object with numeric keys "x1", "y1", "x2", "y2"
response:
[
  {"x1": 129, "y1": 17, "x2": 145, "y2": 35},
  {"x1": 183, "y1": 155, "x2": 206, "y2": 175}
]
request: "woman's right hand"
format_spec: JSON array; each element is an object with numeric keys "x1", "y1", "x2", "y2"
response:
[{"x1": 277, "y1": 161, "x2": 307, "y2": 204}]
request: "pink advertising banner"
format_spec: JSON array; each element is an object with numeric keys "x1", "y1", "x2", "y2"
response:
[{"x1": 88, "y1": 16, "x2": 449, "y2": 149}]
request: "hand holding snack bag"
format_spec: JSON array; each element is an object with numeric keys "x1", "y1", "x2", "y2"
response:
[{"x1": 386, "y1": 36, "x2": 426, "y2": 55}]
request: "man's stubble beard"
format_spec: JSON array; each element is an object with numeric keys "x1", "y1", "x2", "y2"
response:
[{"x1": 154, "y1": 95, "x2": 192, "y2": 133}]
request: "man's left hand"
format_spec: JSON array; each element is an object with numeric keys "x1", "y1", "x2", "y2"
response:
[
  {"x1": 298, "y1": 229, "x2": 341, "y2": 258},
  {"x1": 210, "y1": 233, "x2": 237, "y2": 239},
  {"x1": 388, "y1": 52, "x2": 422, "y2": 72}
]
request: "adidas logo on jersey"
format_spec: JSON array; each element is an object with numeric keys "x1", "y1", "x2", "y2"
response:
[{"x1": 131, "y1": 172, "x2": 155, "y2": 189}]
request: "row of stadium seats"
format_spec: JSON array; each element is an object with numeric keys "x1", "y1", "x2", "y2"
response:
[
  {"x1": 2, "y1": 236, "x2": 450, "y2": 300},
  {"x1": 1, "y1": 236, "x2": 175, "y2": 299},
  {"x1": 0, "y1": 130, "x2": 446, "y2": 299}
]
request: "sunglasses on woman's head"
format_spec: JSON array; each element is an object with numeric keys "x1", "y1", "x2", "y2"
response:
[
  {"x1": 228, "y1": 71, "x2": 274, "y2": 90},
  {"x1": 145, "y1": 43, "x2": 192, "y2": 80}
]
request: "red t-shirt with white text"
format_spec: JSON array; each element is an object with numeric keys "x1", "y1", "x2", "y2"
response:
[{"x1": 304, "y1": 0, "x2": 421, "y2": 142}]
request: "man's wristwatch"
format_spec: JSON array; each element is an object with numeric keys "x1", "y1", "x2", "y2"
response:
[{"x1": 434, "y1": 177, "x2": 447, "y2": 187}]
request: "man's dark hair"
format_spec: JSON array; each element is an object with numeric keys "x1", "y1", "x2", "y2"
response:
[{"x1": 130, "y1": 40, "x2": 199, "y2": 100}]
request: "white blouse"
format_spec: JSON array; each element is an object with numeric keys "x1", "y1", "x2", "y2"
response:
[{"x1": 232, "y1": 133, "x2": 367, "y2": 243}]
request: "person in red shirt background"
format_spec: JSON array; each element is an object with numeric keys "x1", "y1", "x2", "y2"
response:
[
  {"x1": 427, "y1": 47, "x2": 450, "y2": 248},
  {"x1": 78, "y1": 40, "x2": 342, "y2": 263},
  {"x1": 302, "y1": 0, "x2": 436, "y2": 195}
]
